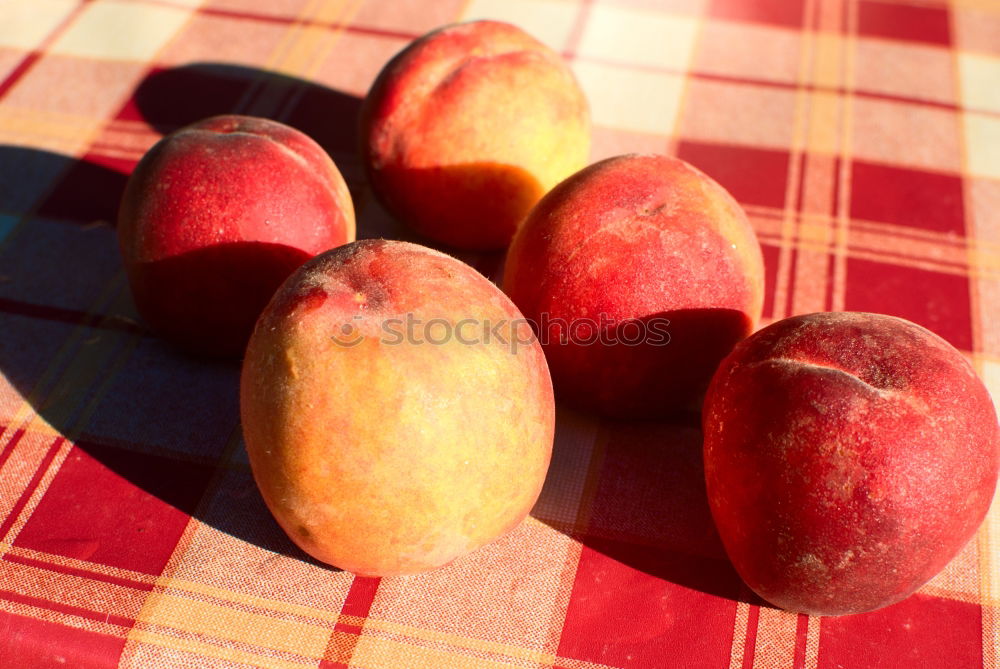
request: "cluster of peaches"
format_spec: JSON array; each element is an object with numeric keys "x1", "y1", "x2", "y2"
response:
[{"x1": 115, "y1": 21, "x2": 998, "y2": 617}]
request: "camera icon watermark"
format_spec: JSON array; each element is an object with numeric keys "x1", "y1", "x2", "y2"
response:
[{"x1": 332, "y1": 312, "x2": 671, "y2": 354}]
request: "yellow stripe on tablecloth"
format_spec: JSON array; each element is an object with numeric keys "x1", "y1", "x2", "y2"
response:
[
  {"x1": 665, "y1": 6, "x2": 703, "y2": 149},
  {"x1": 134, "y1": 574, "x2": 619, "y2": 669},
  {"x1": 831, "y1": 0, "x2": 859, "y2": 312},
  {"x1": 979, "y1": 492, "x2": 999, "y2": 669},
  {"x1": 577, "y1": 5, "x2": 698, "y2": 72},
  {"x1": 128, "y1": 627, "x2": 316, "y2": 669},
  {"x1": 956, "y1": 0, "x2": 1000, "y2": 317},
  {"x1": 0, "y1": 108, "x2": 102, "y2": 155},
  {"x1": 552, "y1": 657, "x2": 623, "y2": 669},
  {"x1": 797, "y1": 28, "x2": 841, "y2": 315},
  {"x1": 135, "y1": 590, "x2": 330, "y2": 658},
  {"x1": 153, "y1": 576, "x2": 343, "y2": 627},
  {"x1": 812, "y1": 32, "x2": 845, "y2": 89},
  {"x1": 803, "y1": 614, "x2": 820, "y2": 669},
  {"x1": 237, "y1": 0, "x2": 363, "y2": 120},
  {"x1": 530, "y1": 409, "x2": 601, "y2": 533},
  {"x1": 0, "y1": 553, "x2": 149, "y2": 621},
  {"x1": 947, "y1": 0, "x2": 1000, "y2": 13},
  {"x1": 958, "y1": 52, "x2": 1000, "y2": 115},
  {"x1": 747, "y1": 210, "x2": 1000, "y2": 280},
  {"x1": 748, "y1": 203, "x2": 1000, "y2": 248},
  {"x1": 246, "y1": 24, "x2": 337, "y2": 119},
  {"x1": 348, "y1": 613, "x2": 561, "y2": 666},
  {"x1": 350, "y1": 632, "x2": 539, "y2": 669},
  {"x1": 145, "y1": 528, "x2": 578, "y2": 666},
  {"x1": 4, "y1": 545, "x2": 157, "y2": 586},
  {"x1": 805, "y1": 91, "x2": 842, "y2": 156},
  {"x1": 728, "y1": 600, "x2": 752, "y2": 669},
  {"x1": 748, "y1": 205, "x2": 1000, "y2": 269},
  {"x1": 964, "y1": 113, "x2": 1000, "y2": 181},
  {"x1": 769, "y1": 0, "x2": 818, "y2": 322},
  {"x1": 571, "y1": 60, "x2": 686, "y2": 136},
  {"x1": 752, "y1": 607, "x2": 799, "y2": 669},
  {"x1": 0, "y1": 591, "x2": 127, "y2": 639},
  {"x1": 275, "y1": 0, "x2": 367, "y2": 121}
]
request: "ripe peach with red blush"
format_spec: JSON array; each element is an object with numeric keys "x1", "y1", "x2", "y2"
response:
[
  {"x1": 118, "y1": 114, "x2": 355, "y2": 356},
  {"x1": 503, "y1": 153, "x2": 764, "y2": 418},
  {"x1": 703, "y1": 312, "x2": 999, "y2": 615},
  {"x1": 361, "y1": 20, "x2": 590, "y2": 250}
]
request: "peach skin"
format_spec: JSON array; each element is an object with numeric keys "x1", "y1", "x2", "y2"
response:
[
  {"x1": 503, "y1": 153, "x2": 764, "y2": 418},
  {"x1": 240, "y1": 239, "x2": 555, "y2": 576},
  {"x1": 703, "y1": 312, "x2": 1000, "y2": 615},
  {"x1": 118, "y1": 114, "x2": 355, "y2": 357},
  {"x1": 360, "y1": 20, "x2": 590, "y2": 250}
]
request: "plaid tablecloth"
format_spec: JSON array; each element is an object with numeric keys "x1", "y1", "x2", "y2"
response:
[{"x1": 0, "y1": 0, "x2": 998, "y2": 667}]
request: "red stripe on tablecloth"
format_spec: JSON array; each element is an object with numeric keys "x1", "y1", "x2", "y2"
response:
[
  {"x1": 14, "y1": 442, "x2": 216, "y2": 576},
  {"x1": 0, "y1": 589, "x2": 133, "y2": 628},
  {"x1": 856, "y1": 0, "x2": 951, "y2": 46},
  {"x1": 556, "y1": 540, "x2": 742, "y2": 668},
  {"x1": 818, "y1": 594, "x2": 983, "y2": 667},
  {"x1": 0, "y1": 297, "x2": 144, "y2": 336},
  {"x1": 321, "y1": 576, "x2": 380, "y2": 669},
  {"x1": 339, "y1": 575, "x2": 380, "y2": 622},
  {"x1": 0, "y1": 437, "x2": 63, "y2": 542},
  {"x1": 0, "y1": 428, "x2": 26, "y2": 472},
  {"x1": 792, "y1": 613, "x2": 809, "y2": 669},
  {"x1": 0, "y1": 0, "x2": 93, "y2": 101},
  {"x1": 0, "y1": 609, "x2": 127, "y2": 669},
  {"x1": 2, "y1": 553, "x2": 153, "y2": 592},
  {"x1": 741, "y1": 604, "x2": 760, "y2": 669}
]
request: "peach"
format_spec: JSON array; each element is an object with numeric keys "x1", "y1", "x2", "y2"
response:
[
  {"x1": 503, "y1": 153, "x2": 764, "y2": 418},
  {"x1": 703, "y1": 312, "x2": 1000, "y2": 616},
  {"x1": 360, "y1": 20, "x2": 590, "y2": 250},
  {"x1": 118, "y1": 114, "x2": 355, "y2": 357},
  {"x1": 240, "y1": 239, "x2": 554, "y2": 576}
]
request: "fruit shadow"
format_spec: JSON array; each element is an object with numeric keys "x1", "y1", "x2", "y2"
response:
[
  {"x1": 134, "y1": 62, "x2": 549, "y2": 260},
  {"x1": 0, "y1": 145, "x2": 334, "y2": 570},
  {"x1": 132, "y1": 62, "x2": 363, "y2": 160},
  {"x1": 530, "y1": 307, "x2": 768, "y2": 607},
  {"x1": 134, "y1": 62, "x2": 378, "y2": 238},
  {"x1": 533, "y1": 407, "x2": 766, "y2": 606},
  {"x1": 366, "y1": 161, "x2": 545, "y2": 251}
]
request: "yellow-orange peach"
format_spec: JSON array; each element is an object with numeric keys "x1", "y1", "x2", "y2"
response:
[
  {"x1": 360, "y1": 20, "x2": 590, "y2": 250},
  {"x1": 240, "y1": 239, "x2": 554, "y2": 575}
]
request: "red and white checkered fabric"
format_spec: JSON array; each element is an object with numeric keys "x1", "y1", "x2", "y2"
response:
[{"x1": 0, "y1": 0, "x2": 997, "y2": 667}]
